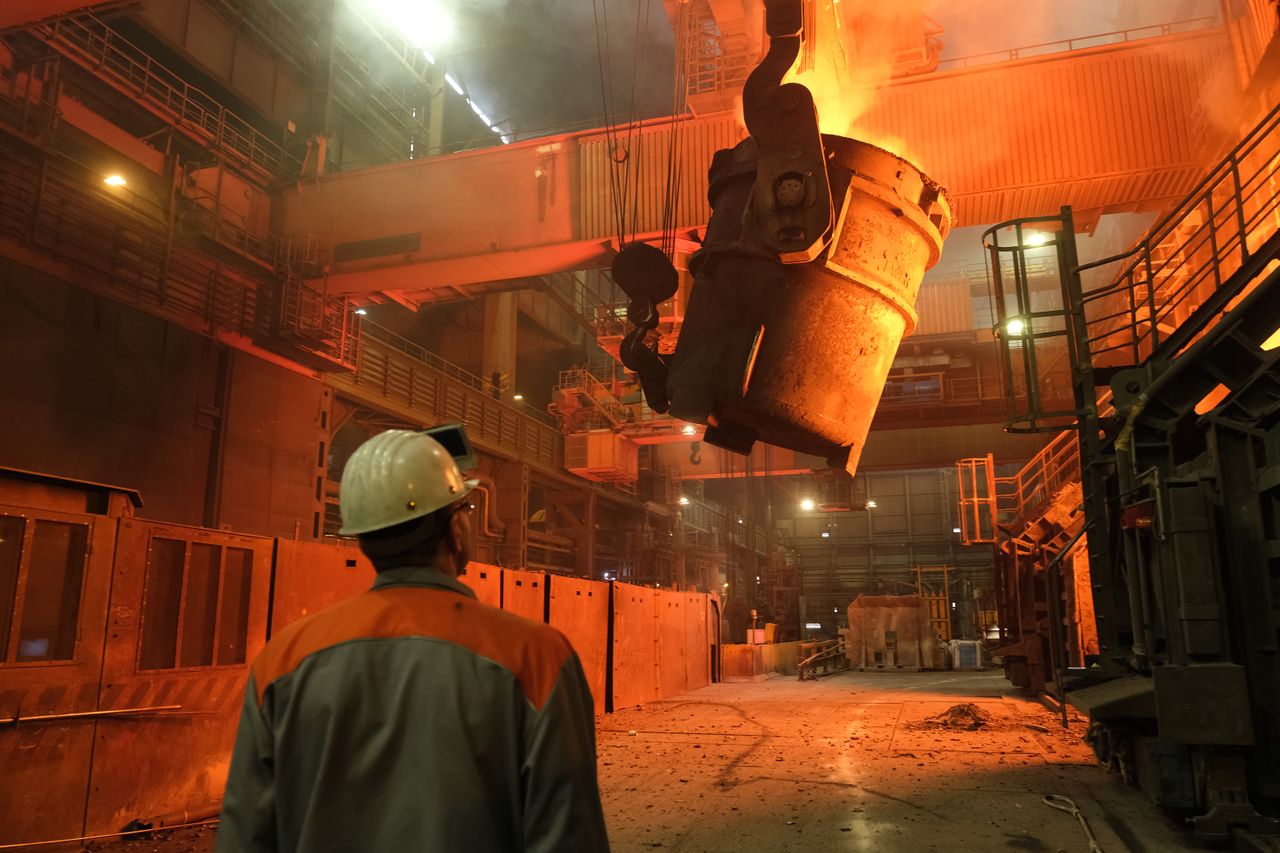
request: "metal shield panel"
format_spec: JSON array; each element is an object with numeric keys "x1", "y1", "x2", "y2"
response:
[
  {"x1": 84, "y1": 520, "x2": 272, "y2": 837},
  {"x1": 271, "y1": 540, "x2": 374, "y2": 630},
  {"x1": 502, "y1": 569, "x2": 546, "y2": 623},
  {"x1": 684, "y1": 593, "x2": 711, "y2": 691},
  {"x1": 0, "y1": 506, "x2": 115, "y2": 847},
  {"x1": 611, "y1": 582, "x2": 660, "y2": 710},
  {"x1": 548, "y1": 575, "x2": 609, "y2": 715},
  {"x1": 657, "y1": 591, "x2": 688, "y2": 700},
  {"x1": 460, "y1": 562, "x2": 502, "y2": 608}
]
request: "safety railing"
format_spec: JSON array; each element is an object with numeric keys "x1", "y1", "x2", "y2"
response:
[
  {"x1": 552, "y1": 368, "x2": 632, "y2": 430},
  {"x1": 277, "y1": 279, "x2": 359, "y2": 370},
  {"x1": 955, "y1": 455, "x2": 998, "y2": 544},
  {"x1": 0, "y1": 79, "x2": 56, "y2": 140},
  {"x1": 680, "y1": 3, "x2": 753, "y2": 100},
  {"x1": 38, "y1": 14, "x2": 297, "y2": 181},
  {"x1": 996, "y1": 429, "x2": 1079, "y2": 531},
  {"x1": 1079, "y1": 100, "x2": 1280, "y2": 367},
  {"x1": 879, "y1": 373, "x2": 1004, "y2": 408},
  {"x1": 338, "y1": 332, "x2": 565, "y2": 472},
  {"x1": 0, "y1": 128, "x2": 354, "y2": 372},
  {"x1": 358, "y1": 322, "x2": 561, "y2": 428},
  {"x1": 935, "y1": 16, "x2": 1218, "y2": 72}
]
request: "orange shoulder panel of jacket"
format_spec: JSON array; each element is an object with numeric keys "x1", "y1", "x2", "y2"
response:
[{"x1": 251, "y1": 587, "x2": 573, "y2": 711}]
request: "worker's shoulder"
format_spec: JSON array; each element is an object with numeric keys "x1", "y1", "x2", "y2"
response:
[{"x1": 248, "y1": 592, "x2": 385, "y2": 694}]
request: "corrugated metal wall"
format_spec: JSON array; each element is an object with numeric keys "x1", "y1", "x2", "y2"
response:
[
  {"x1": 579, "y1": 28, "x2": 1231, "y2": 237},
  {"x1": 857, "y1": 29, "x2": 1229, "y2": 224},
  {"x1": 1231, "y1": 0, "x2": 1279, "y2": 85},
  {"x1": 578, "y1": 115, "x2": 745, "y2": 242},
  {"x1": 912, "y1": 280, "x2": 975, "y2": 337}
]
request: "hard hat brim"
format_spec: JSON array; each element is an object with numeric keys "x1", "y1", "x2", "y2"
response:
[{"x1": 338, "y1": 478, "x2": 481, "y2": 537}]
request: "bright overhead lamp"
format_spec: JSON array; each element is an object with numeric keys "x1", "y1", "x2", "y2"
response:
[
  {"x1": 821, "y1": 531, "x2": 830, "y2": 538},
  {"x1": 354, "y1": 307, "x2": 368, "y2": 315},
  {"x1": 799, "y1": 498, "x2": 815, "y2": 512},
  {"x1": 864, "y1": 499, "x2": 877, "y2": 509},
  {"x1": 445, "y1": 73, "x2": 464, "y2": 95},
  {"x1": 953, "y1": 527, "x2": 962, "y2": 534},
  {"x1": 1005, "y1": 317, "x2": 1026, "y2": 337},
  {"x1": 103, "y1": 174, "x2": 126, "y2": 187},
  {"x1": 366, "y1": 0, "x2": 453, "y2": 50},
  {"x1": 512, "y1": 394, "x2": 524, "y2": 401},
  {"x1": 1022, "y1": 230, "x2": 1050, "y2": 247},
  {"x1": 678, "y1": 496, "x2": 689, "y2": 506},
  {"x1": 681, "y1": 424, "x2": 697, "y2": 436}
]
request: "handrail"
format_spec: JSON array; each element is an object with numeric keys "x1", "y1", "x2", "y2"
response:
[
  {"x1": 996, "y1": 429, "x2": 1080, "y2": 529},
  {"x1": 37, "y1": 14, "x2": 298, "y2": 181},
  {"x1": 1076, "y1": 99, "x2": 1280, "y2": 366},
  {"x1": 935, "y1": 16, "x2": 1219, "y2": 72},
  {"x1": 359, "y1": 321, "x2": 560, "y2": 428}
]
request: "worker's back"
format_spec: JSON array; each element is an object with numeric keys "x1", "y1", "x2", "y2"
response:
[{"x1": 217, "y1": 566, "x2": 610, "y2": 852}]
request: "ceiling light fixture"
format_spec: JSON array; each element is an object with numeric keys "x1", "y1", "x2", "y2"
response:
[
  {"x1": 799, "y1": 498, "x2": 815, "y2": 512},
  {"x1": 678, "y1": 496, "x2": 689, "y2": 506},
  {"x1": 681, "y1": 424, "x2": 697, "y2": 436},
  {"x1": 367, "y1": 0, "x2": 453, "y2": 50},
  {"x1": 864, "y1": 499, "x2": 877, "y2": 509},
  {"x1": 512, "y1": 394, "x2": 524, "y2": 401},
  {"x1": 1005, "y1": 317, "x2": 1026, "y2": 337},
  {"x1": 103, "y1": 174, "x2": 126, "y2": 187}
]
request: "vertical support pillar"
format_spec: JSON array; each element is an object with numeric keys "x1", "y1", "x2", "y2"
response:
[
  {"x1": 427, "y1": 63, "x2": 446, "y2": 156},
  {"x1": 494, "y1": 459, "x2": 529, "y2": 568},
  {"x1": 482, "y1": 291, "x2": 518, "y2": 399}
]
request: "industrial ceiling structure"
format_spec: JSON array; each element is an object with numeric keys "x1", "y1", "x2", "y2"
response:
[{"x1": 0, "y1": 0, "x2": 1278, "y2": 849}]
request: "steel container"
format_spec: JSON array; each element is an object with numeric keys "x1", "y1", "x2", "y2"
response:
[{"x1": 667, "y1": 134, "x2": 952, "y2": 473}]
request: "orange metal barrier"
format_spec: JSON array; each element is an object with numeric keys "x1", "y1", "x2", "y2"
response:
[
  {"x1": 548, "y1": 576, "x2": 610, "y2": 715},
  {"x1": 501, "y1": 568, "x2": 546, "y2": 623}
]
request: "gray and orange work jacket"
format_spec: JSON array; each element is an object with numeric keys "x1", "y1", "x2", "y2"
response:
[{"x1": 217, "y1": 565, "x2": 610, "y2": 852}]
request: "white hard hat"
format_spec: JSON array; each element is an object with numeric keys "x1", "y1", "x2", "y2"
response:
[{"x1": 338, "y1": 429, "x2": 478, "y2": 536}]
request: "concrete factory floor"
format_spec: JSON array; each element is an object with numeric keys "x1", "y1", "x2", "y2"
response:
[{"x1": 89, "y1": 671, "x2": 1196, "y2": 853}]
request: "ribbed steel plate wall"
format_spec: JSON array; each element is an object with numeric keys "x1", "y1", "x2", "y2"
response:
[
  {"x1": 1232, "y1": 0, "x2": 1278, "y2": 83},
  {"x1": 911, "y1": 280, "x2": 975, "y2": 337},
  {"x1": 580, "y1": 29, "x2": 1230, "y2": 236},
  {"x1": 578, "y1": 115, "x2": 745, "y2": 242},
  {"x1": 857, "y1": 29, "x2": 1228, "y2": 225}
]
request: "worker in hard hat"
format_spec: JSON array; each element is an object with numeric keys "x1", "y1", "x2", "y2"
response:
[{"x1": 217, "y1": 429, "x2": 610, "y2": 852}]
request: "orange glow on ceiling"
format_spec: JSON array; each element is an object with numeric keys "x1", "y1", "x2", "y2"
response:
[{"x1": 783, "y1": 0, "x2": 929, "y2": 169}]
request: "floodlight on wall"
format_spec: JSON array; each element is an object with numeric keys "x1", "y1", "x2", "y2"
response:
[
  {"x1": 681, "y1": 424, "x2": 697, "y2": 435},
  {"x1": 678, "y1": 496, "x2": 690, "y2": 506},
  {"x1": 864, "y1": 499, "x2": 877, "y2": 509},
  {"x1": 799, "y1": 498, "x2": 815, "y2": 512},
  {"x1": 367, "y1": 0, "x2": 453, "y2": 50}
]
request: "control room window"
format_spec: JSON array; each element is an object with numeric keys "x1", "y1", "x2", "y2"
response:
[
  {"x1": 0, "y1": 515, "x2": 90, "y2": 664},
  {"x1": 139, "y1": 537, "x2": 254, "y2": 671}
]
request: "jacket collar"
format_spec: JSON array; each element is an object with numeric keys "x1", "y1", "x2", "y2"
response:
[{"x1": 371, "y1": 565, "x2": 477, "y2": 600}]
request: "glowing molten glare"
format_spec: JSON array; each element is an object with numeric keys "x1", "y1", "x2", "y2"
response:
[{"x1": 783, "y1": 0, "x2": 930, "y2": 170}]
